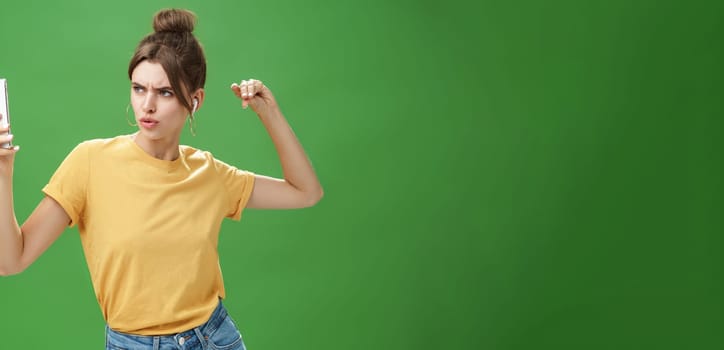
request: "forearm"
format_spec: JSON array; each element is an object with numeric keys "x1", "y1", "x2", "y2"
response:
[
  {"x1": 0, "y1": 176, "x2": 23, "y2": 276},
  {"x1": 259, "y1": 109, "x2": 323, "y2": 199}
]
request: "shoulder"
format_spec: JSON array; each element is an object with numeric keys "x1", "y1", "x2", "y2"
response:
[
  {"x1": 59, "y1": 135, "x2": 136, "y2": 165},
  {"x1": 179, "y1": 145, "x2": 244, "y2": 173},
  {"x1": 74, "y1": 135, "x2": 132, "y2": 152},
  {"x1": 180, "y1": 144, "x2": 224, "y2": 172},
  {"x1": 180, "y1": 144, "x2": 214, "y2": 162}
]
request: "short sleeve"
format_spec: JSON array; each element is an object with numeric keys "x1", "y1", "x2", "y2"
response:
[
  {"x1": 42, "y1": 142, "x2": 91, "y2": 227},
  {"x1": 213, "y1": 158, "x2": 255, "y2": 220}
]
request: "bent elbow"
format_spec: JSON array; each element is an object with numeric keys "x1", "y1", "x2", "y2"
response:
[
  {"x1": 317, "y1": 187, "x2": 324, "y2": 203},
  {"x1": 304, "y1": 187, "x2": 324, "y2": 208},
  {"x1": 0, "y1": 263, "x2": 24, "y2": 277}
]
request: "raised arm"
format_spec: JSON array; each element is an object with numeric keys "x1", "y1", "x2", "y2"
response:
[
  {"x1": 0, "y1": 115, "x2": 69, "y2": 276},
  {"x1": 230, "y1": 80, "x2": 323, "y2": 209}
]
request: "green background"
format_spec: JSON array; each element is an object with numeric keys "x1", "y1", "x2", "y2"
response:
[{"x1": 1, "y1": 0, "x2": 722, "y2": 349}]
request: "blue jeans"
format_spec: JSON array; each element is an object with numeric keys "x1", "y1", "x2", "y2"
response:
[{"x1": 105, "y1": 300, "x2": 247, "y2": 350}]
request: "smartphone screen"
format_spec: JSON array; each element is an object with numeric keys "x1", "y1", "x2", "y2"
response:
[{"x1": 0, "y1": 78, "x2": 11, "y2": 148}]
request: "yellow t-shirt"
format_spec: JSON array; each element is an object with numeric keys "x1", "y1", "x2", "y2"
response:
[{"x1": 42, "y1": 135, "x2": 255, "y2": 335}]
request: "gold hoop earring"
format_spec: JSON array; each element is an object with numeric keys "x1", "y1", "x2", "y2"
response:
[
  {"x1": 126, "y1": 104, "x2": 137, "y2": 127},
  {"x1": 188, "y1": 114, "x2": 197, "y2": 136}
]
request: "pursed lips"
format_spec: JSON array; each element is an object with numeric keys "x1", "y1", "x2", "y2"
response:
[{"x1": 139, "y1": 117, "x2": 159, "y2": 128}]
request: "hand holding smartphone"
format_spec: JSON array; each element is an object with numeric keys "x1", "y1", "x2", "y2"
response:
[{"x1": 0, "y1": 78, "x2": 12, "y2": 148}]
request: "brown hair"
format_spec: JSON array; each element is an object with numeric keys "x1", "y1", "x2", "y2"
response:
[{"x1": 128, "y1": 9, "x2": 206, "y2": 113}]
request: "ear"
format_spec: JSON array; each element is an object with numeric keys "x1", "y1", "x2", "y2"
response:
[{"x1": 191, "y1": 89, "x2": 205, "y2": 114}]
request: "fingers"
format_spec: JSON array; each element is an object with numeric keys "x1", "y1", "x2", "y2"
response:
[
  {"x1": 230, "y1": 79, "x2": 264, "y2": 109},
  {"x1": 0, "y1": 145, "x2": 19, "y2": 156},
  {"x1": 229, "y1": 79, "x2": 264, "y2": 98},
  {"x1": 251, "y1": 80, "x2": 263, "y2": 96},
  {"x1": 241, "y1": 80, "x2": 250, "y2": 109},
  {"x1": 0, "y1": 113, "x2": 11, "y2": 136},
  {"x1": 0, "y1": 135, "x2": 19, "y2": 153},
  {"x1": 0, "y1": 113, "x2": 17, "y2": 153},
  {"x1": 0, "y1": 133, "x2": 15, "y2": 153},
  {"x1": 244, "y1": 79, "x2": 263, "y2": 97},
  {"x1": 0, "y1": 134, "x2": 14, "y2": 145},
  {"x1": 230, "y1": 83, "x2": 242, "y2": 99},
  {"x1": 0, "y1": 114, "x2": 7, "y2": 133},
  {"x1": 0, "y1": 144, "x2": 19, "y2": 154}
]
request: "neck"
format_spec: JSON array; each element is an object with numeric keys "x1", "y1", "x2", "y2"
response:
[{"x1": 132, "y1": 132, "x2": 181, "y2": 161}]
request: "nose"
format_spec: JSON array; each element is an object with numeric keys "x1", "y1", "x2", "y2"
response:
[{"x1": 142, "y1": 94, "x2": 156, "y2": 114}]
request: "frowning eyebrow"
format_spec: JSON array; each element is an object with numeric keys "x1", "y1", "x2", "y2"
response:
[{"x1": 131, "y1": 82, "x2": 174, "y2": 91}]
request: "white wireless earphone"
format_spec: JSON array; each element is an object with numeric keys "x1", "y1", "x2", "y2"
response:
[{"x1": 192, "y1": 98, "x2": 198, "y2": 114}]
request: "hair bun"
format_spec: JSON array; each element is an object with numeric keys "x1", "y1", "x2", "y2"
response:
[{"x1": 153, "y1": 9, "x2": 196, "y2": 33}]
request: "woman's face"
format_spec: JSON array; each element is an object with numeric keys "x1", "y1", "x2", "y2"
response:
[{"x1": 130, "y1": 60, "x2": 188, "y2": 142}]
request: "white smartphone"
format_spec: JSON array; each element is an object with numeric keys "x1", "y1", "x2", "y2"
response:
[{"x1": 0, "y1": 78, "x2": 11, "y2": 148}]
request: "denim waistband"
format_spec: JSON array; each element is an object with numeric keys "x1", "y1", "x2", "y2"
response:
[
  {"x1": 199, "y1": 299, "x2": 228, "y2": 335},
  {"x1": 106, "y1": 299, "x2": 228, "y2": 348}
]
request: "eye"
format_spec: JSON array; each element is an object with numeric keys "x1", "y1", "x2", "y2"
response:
[
  {"x1": 132, "y1": 85, "x2": 145, "y2": 93},
  {"x1": 160, "y1": 90, "x2": 174, "y2": 97}
]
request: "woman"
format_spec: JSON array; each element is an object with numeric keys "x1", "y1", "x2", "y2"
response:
[{"x1": 0, "y1": 8, "x2": 322, "y2": 350}]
